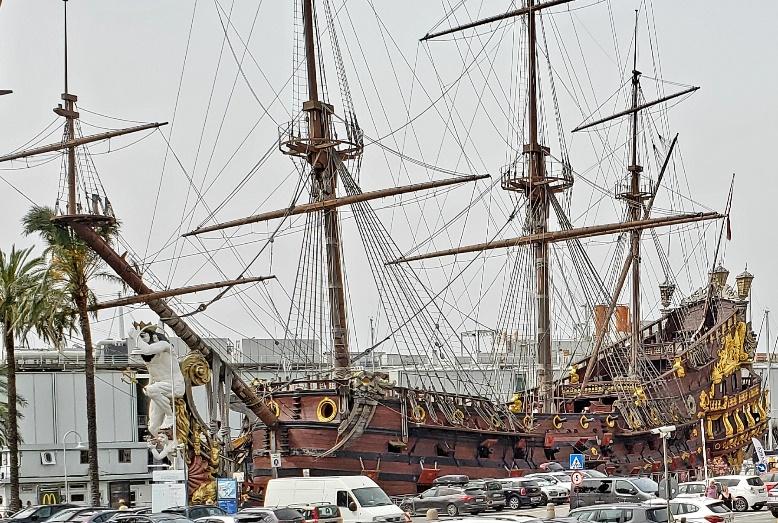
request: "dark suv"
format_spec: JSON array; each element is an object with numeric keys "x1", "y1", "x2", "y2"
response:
[
  {"x1": 569, "y1": 503, "x2": 669, "y2": 523},
  {"x1": 464, "y1": 480, "x2": 506, "y2": 511},
  {"x1": 1, "y1": 505, "x2": 78, "y2": 523},
  {"x1": 238, "y1": 508, "x2": 304, "y2": 523},
  {"x1": 497, "y1": 478, "x2": 543, "y2": 509}
]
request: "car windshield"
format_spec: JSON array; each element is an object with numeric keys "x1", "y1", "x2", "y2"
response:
[
  {"x1": 553, "y1": 474, "x2": 572, "y2": 482},
  {"x1": 633, "y1": 477, "x2": 659, "y2": 493},
  {"x1": 747, "y1": 477, "x2": 764, "y2": 486},
  {"x1": 520, "y1": 480, "x2": 539, "y2": 487},
  {"x1": 48, "y1": 510, "x2": 82, "y2": 522},
  {"x1": 534, "y1": 480, "x2": 552, "y2": 487},
  {"x1": 486, "y1": 482, "x2": 502, "y2": 491},
  {"x1": 272, "y1": 509, "x2": 303, "y2": 521},
  {"x1": 682, "y1": 484, "x2": 705, "y2": 494},
  {"x1": 11, "y1": 508, "x2": 39, "y2": 519},
  {"x1": 352, "y1": 487, "x2": 393, "y2": 507},
  {"x1": 646, "y1": 508, "x2": 669, "y2": 523},
  {"x1": 465, "y1": 482, "x2": 485, "y2": 489}
]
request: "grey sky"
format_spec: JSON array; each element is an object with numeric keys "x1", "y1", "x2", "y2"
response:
[{"x1": 0, "y1": 1, "x2": 776, "y2": 355}]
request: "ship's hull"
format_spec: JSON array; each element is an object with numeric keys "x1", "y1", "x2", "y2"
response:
[{"x1": 247, "y1": 303, "x2": 767, "y2": 496}]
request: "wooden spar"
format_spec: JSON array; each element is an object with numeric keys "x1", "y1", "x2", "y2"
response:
[
  {"x1": 420, "y1": 0, "x2": 574, "y2": 41},
  {"x1": 183, "y1": 174, "x2": 489, "y2": 237},
  {"x1": 89, "y1": 275, "x2": 275, "y2": 311},
  {"x1": 69, "y1": 221, "x2": 280, "y2": 428},
  {"x1": 390, "y1": 211, "x2": 721, "y2": 264},
  {"x1": 0, "y1": 122, "x2": 168, "y2": 164},
  {"x1": 572, "y1": 86, "x2": 698, "y2": 133},
  {"x1": 580, "y1": 134, "x2": 679, "y2": 388}
]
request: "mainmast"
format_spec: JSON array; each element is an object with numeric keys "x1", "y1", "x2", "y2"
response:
[
  {"x1": 298, "y1": 0, "x2": 350, "y2": 372},
  {"x1": 625, "y1": 13, "x2": 645, "y2": 375}
]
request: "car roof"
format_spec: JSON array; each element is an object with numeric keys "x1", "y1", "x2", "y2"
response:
[{"x1": 571, "y1": 503, "x2": 649, "y2": 510}]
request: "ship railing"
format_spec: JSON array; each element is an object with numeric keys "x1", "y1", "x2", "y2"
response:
[{"x1": 706, "y1": 382, "x2": 762, "y2": 412}]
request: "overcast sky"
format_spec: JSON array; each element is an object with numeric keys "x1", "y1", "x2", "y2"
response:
[{"x1": 0, "y1": 1, "x2": 776, "y2": 356}]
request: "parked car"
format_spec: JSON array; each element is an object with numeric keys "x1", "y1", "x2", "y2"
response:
[
  {"x1": 569, "y1": 503, "x2": 669, "y2": 523},
  {"x1": 713, "y1": 475, "x2": 767, "y2": 512},
  {"x1": 496, "y1": 478, "x2": 543, "y2": 509},
  {"x1": 431, "y1": 475, "x2": 469, "y2": 487},
  {"x1": 525, "y1": 472, "x2": 572, "y2": 493},
  {"x1": 761, "y1": 472, "x2": 778, "y2": 493},
  {"x1": 162, "y1": 508, "x2": 226, "y2": 521},
  {"x1": 110, "y1": 514, "x2": 195, "y2": 523},
  {"x1": 399, "y1": 486, "x2": 487, "y2": 516},
  {"x1": 286, "y1": 503, "x2": 342, "y2": 523},
  {"x1": 521, "y1": 476, "x2": 568, "y2": 505},
  {"x1": 767, "y1": 484, "x2": 778, "y2": 517},
  {"x1": 238, "y1": 509, "x2": 304, "y2": 523},
  {"x1": 1, "y1": 505, "x2": 78, "y2": 523},
  {"x1": 46, "y1": 508, "x2": 116, "y2": 523},
  {"x1": 464, "y1": 480, "x2": 506, "y2": 511},
  {"x1": 106, "y1": 509, "x2": 151, "y2": 521},
  {"x1": 676, "y1": 482, "x2": 708, "y2": 498},
  {"x1": 669, "y1": 497, "x2": 734, "y2": 523},
  {"x1": 565, "y1": 469, "x2": 607, "y2": 479},
  {"x1": 570, "y1": 477, "x2": 659, "y2": 509},
  {"x1": 194, "y1": 517, "x2": 235, "y2": 523}
]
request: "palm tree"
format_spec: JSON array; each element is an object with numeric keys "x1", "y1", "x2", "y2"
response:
[
  {"x1": 23, "y1": 206, "x2": 120, "y2": 507},
  {"x1": 0, "y1": 246, "x2": 47, "y2": 512}
]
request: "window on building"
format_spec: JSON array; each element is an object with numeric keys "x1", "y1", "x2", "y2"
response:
[
  {"x1": 118, "y1": 449, "x2": 132, "y2": 463},
  {"x1": 71, "y1": 494, "x2": 85, "y2": 502},
  {"x1": 80, "y1": 451, "x2": 89, "y2": 464}
]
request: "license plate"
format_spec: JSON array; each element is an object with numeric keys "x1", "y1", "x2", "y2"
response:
[
  {"x1": 477, "y1": 497, "x2": 485, "y2": 502},
  {"x1": 531, "y1": 496, "x2": 541, "y2": 502}
]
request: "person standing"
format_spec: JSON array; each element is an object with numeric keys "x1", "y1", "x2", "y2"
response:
[
  {"x1": 705, "y1": 481, "x2": 718, "y2": 499},
  {"x1": 720, "y1": 484, "x2": 733, "y2": 510}
]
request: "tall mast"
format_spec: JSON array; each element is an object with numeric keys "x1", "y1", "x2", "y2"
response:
[
  {"x1": 301, "y1": 0, "x2": 350, "y2": 372},
  {"x1": 526, "y1": 0, "x2": 553, "y2": 413},
  {"x1": 624, "y1": 12, "x2": 646, "y2": 375}
]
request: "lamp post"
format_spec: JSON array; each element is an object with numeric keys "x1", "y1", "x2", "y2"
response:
[
  {"x1": 652, "y1": 425, "x2": 676, "y2": 521},
  {"x1": 62, "y1": 430, "x2": 85, "y2": 503}
]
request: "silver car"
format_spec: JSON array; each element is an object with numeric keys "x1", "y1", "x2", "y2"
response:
[{"x1": 400, "y1": 486, "x2": 488, "y2": 516}]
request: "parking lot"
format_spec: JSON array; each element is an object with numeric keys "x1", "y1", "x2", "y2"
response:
[{"x1": 409, "y1": 503, "x2": 778, "y2": 523}]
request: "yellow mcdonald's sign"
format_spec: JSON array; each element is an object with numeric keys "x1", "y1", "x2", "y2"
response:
[{"x1": 40, "y1": 492, "x2": 59, "y2": 505}]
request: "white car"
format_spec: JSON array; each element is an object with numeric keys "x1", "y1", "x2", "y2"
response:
[
  {"x1": 195, "y1": 517, "x2": 236, "y2": 523},
  {"x1": 713, "y1": 475, "x2": 767, "y2": 512},
  {"x1": 676, "y1": 481, "x2": 707, "y2": 498},
  {"x1": 525, "y1": 472, "x2": 573, "y2": 493},
  {"x1": 670, "y1": 497, "x2": 734, "y2": 523},
  {"x1": 521, "y1": 475, "x2": 569, "y2": 504}
]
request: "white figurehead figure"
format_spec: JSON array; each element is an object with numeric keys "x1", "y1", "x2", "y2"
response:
[{"x1": 129, "y1": 323, "x2": 186, "y2": 436}]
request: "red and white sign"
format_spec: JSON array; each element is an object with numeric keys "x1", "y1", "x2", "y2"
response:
[{"x1": 571, "y1": 471, "x2": 584, "y2": 486}]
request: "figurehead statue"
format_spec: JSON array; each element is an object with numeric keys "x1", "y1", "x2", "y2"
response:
[{"x1": 129, "y1": 322, "x2": 185, "y2": 437}]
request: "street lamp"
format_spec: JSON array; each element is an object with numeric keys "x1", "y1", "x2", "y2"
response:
[
  {"x1": 651, "y1": 425, "x2": 676, "y2": 521},
  {"x1": 62, "y1": 430, "x2": 85, "y2": 503}
]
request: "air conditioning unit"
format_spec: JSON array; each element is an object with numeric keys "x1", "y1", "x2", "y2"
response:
[{"x1": 40, "y1": 451, "x2": 56, "y2": 465}]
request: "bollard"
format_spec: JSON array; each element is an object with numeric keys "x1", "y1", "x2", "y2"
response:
[
  {"x1": 546, "y1": 502, "x2": 556, "y2": 519},
  {"x1": 426, "y1": 508, "x2": 439, "y2": 521}
]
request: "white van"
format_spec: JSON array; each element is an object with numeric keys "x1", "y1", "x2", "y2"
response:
[{"x1": 264, "y1": 476, "x2": 406, "y2": 523}]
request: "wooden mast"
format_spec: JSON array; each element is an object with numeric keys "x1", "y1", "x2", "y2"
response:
[
  {"x1": 300, "y1": 0, "x2": 350, "y2": 372},
  {"x1": 627, "y1": 13, "x2": 643, "y2": 375}
]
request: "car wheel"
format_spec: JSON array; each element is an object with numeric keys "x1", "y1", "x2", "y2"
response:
[
  {"x1": 733, "y1": 497, "x2": 749, "y2": 512},
  {"x1": 446, "y1": 504, "x2": 459, "y2": 517},
  {"x1": 752, "y1": 503, "x2": 764, "y2": 511},
  {"x1": 494, "y1": 506, "x2": 504, "y2": 512},
  {"x1": 770, "y1": 508, "x2": 778, "y2": 517},
  {"x1": 540, "y1": 493, "x2": 548, "y2": 505},
  {"x1": 507, "y1": 496, "x2": 521, "y2": 510},
  {"x1": 470, "y1": 512, "x2": 481, "y2": 516}
]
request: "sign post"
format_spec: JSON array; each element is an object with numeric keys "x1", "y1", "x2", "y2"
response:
[{"x1": 571, "y1": 472, "x2": 584, "y2": 508}]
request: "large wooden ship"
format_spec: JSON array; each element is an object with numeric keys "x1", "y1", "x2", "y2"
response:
[{"x1": 0, "y1": 0, "x2": 766, "y2": 500}]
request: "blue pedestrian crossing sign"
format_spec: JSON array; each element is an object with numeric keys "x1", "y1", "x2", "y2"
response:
[
  {"x1": 757, "y1": 463, "x2": 767, "y2": 473},
  {"x1": 569, "y1": 453, "x2": 585, "y2": 470}
]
